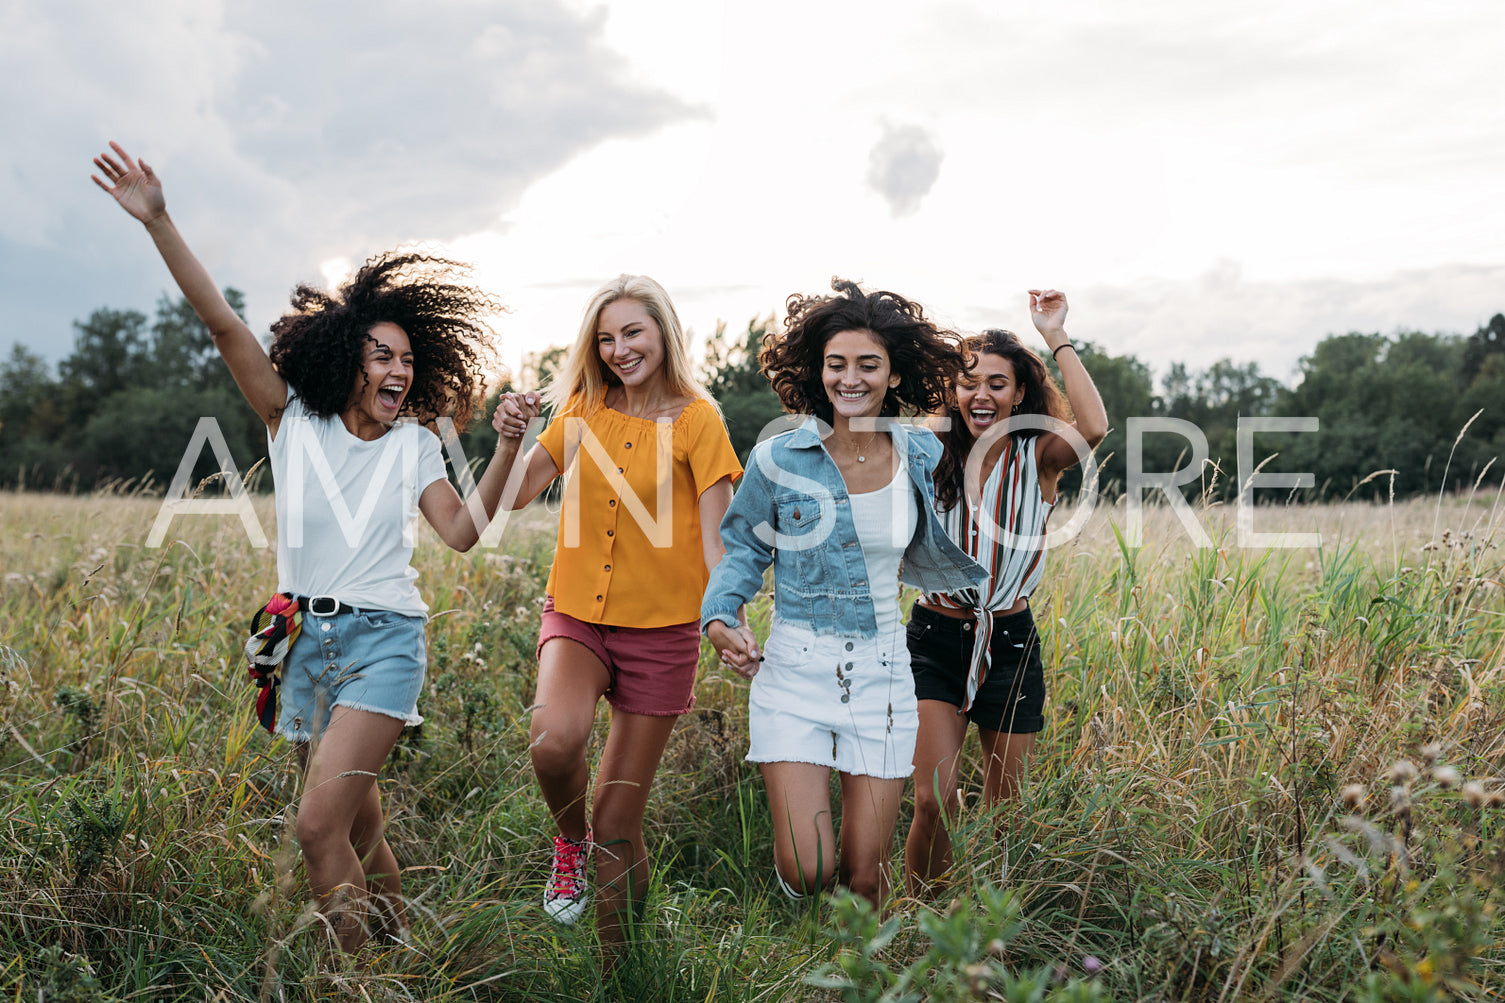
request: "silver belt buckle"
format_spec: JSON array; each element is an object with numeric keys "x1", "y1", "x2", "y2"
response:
[{"x1": 307, "y1": 595, "x2": 340, "y2": 617}]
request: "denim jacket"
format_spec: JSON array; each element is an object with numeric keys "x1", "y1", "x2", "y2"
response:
[{"x1": 702, "y1": 419, "x2": 987, "y2": 639}]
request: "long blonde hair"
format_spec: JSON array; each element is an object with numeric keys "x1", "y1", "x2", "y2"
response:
[{"x1": 542, "y1": 274, "x2": 719, "y2": 416}]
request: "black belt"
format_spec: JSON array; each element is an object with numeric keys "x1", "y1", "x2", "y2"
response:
[{"x1": 297, "y1": 595, "x2": 361, "y2": 617}]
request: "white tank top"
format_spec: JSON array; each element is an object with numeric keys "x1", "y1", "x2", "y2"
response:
[{"x1": 848, "y1": 468, "x2": 918, "y2": 637}]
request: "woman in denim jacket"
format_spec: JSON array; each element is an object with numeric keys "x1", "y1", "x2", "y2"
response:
[{"x1": 703, "y1": 279, "x2": 986, "y2": 906}]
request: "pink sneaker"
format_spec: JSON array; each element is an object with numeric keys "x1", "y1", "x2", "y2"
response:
[{"x1": 543, "y1": 831, "x2": 591, "y2": 925}]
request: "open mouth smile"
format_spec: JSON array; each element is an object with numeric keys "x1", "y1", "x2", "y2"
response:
[{"x1": 377, "y1": 382, "x2": 405, "y2": 409}]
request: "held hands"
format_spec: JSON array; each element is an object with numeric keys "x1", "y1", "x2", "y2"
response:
[
  {"x1": 492, "y1": 391, "x2": 541, "y2": 441},
  {"x1": 707, "y1": 620, "x2": 761, "y2": 680},
  {"x1": 1028, "y1": 288, "x2": 1069, "y2": 342},
  {"x1": 91, "y1": 141, "x2": 165, "y2": 225}
]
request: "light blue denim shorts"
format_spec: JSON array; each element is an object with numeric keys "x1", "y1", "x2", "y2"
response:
[{"x1": 277, "y1": 608, "x2": 427, "y2": 743}]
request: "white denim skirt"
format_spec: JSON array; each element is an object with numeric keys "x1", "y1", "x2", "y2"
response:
[{"x1": 746, "y1": 615, "x2": 917, "y2": 779}]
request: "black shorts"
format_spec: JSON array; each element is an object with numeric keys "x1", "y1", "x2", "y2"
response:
[{"x1": 906, "y1": 604, "x2": 1046, "y2": 734}]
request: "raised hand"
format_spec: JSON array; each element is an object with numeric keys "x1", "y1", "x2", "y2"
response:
[
  {"x1": 1028, "y1": 288, "x2": 1068, "y2": 338},
  {"x1": 492, "y1": 391, "x2": 541, "y2": 440},
  {"x1": 91, "y1": 141, "x2": 165, "y2": 224}
]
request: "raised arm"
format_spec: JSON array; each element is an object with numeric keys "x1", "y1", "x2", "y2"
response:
[
  {"x1": 91, "y1": 142, "x2": 287, "y2": 427},
  {"x1": 419, "y1": 392, "x2": 545, "y2": 552},
  {"x1": 1028, "y1": 289, "x2": 1108, "y2": 481},
  {"x1": 490, "y1": 391, "x2": 565, "y2": 509}
]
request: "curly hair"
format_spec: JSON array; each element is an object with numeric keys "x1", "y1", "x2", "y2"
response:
[
  {"x1": 268, "y1": 250, "x2": 500, "y2": 429},
  {"x1": 759, "y1": 278, "x2": 966, "y2": 424},
  {"x1": 933, "y1": 329, "x2": 1069, "y2": 511}
]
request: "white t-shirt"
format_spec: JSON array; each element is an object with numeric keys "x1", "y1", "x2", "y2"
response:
[{"x1": 269, "y1": 395, "x2": 449, "y2": 615}]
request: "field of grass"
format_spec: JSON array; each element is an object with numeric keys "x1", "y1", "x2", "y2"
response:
[{"x1": 1, "y1": 487, "x2": 1503, "y2": 1002}]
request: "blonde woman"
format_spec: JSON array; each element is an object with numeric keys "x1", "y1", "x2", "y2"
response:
[{"x1": 492, "y1": 275, "x2": 741, "y2": 952}]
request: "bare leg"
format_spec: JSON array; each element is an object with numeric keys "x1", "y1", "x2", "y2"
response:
[
  {"x1": 529, "y1": 639, "x2": 612, "y2": 841},
  {"x1": 978, "y1": 728, "x2": 1035, "y2": 807},
  {"x1": 592, "y1": 709, "x2": 679, "y2": 953},
  {"x1": 351, "y1": 781, "x2": 407, "y2": 940},
  {"x1": 759, "y1": 761, "x2": 837, "y2": 896},
  {"x1": 295, "y1": 707, "x2": 407, "y2": 952},
  {"x1": 904, "y1": 699, "x2": 969, "y2": 896},
  {"x1": 836, "y1": 772, "x2": 907, "y2": 906}
]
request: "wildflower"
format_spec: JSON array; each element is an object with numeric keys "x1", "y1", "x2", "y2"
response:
[
  {"x1": 1432, "y1": 765, "x2": 1460, "y2": 789},
  {"x1": 1082, "y1": 956, "x2": 1104, "y2": 975},
  {"x1": 1387, "y1": 760, "x2": 1418, "y2": 784},
  {"x1": 1461, "y1": 781, "x2": 1485, "y2": 807},
  {"x1": 1390, "y1": 785, "x2": 1412, "y2": 817},
  {"x1": 1341, "y1": 784, "x2": 1366, "y2": 809},
  {"x1": 1485, "y1": 789, "x2": 1505, "y2": 809},
  {"x1": 1420, "y1": 743, "x2": 1442, "y2": 765}
]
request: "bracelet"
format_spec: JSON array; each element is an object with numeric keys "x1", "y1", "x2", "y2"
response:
[{"x1": 1051, "y1": 343, "x2": 1075, "y2": 360}]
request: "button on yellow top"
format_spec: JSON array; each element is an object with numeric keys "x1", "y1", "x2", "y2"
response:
[{"x1": 536, "y1": 396, "x2": 742, "y2": 627}]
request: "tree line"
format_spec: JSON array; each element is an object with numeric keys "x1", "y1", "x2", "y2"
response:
[{"x1": 2, "y1": 293, "x2": 1503, "y2": 502}]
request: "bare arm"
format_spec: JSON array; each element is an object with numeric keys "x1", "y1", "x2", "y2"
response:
[
  {"x1": 699, "y1": 475, "x2": 759, "y2": 674},
  {"x1": 419, "y1": 393, "x2": 546, "y2": 551},
  {"x1": 490, "y1": 392, "x2": 564, "y2": 509},
  {"x1": 91, "y1": 142, "x2": 287, "y2": 428},
  {"x1": 698, "y1": 475, "x2": 734, "y2": 574},
  {"x1": 1028, "y1": 289, "x2": 1108, "y2": 482}
]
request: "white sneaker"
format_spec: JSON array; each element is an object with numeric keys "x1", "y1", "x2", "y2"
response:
[{"x1": 543, "y1": 832, "x2": 591, "y2": 925}]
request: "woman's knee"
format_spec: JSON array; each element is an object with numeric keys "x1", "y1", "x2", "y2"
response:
[
  {"x1": 350, "y1": 804, "x2": 386, "y2": 858},
  {"x1": 844, "y1": 866, "x2": 884, "y2": 904},
  {"x1": 774, "y1": 841, "x2": 833, "y2": 895},
  {"x1": 838, "y1": 850, "x2": 888, "y2": 902},
  {"x1": 528, "y1": 719, "x2": 589, "y2": 777},
  {"x1": 912, "y1": 778, "x2": 958, "y2": 830},
  {"x1": 295, "y1": 803, "x2": 349, "y2": 857}
]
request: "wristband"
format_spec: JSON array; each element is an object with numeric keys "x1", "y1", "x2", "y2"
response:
[{"x1": 1051, "y1": 343, "x2": 1075, "y2": 360}]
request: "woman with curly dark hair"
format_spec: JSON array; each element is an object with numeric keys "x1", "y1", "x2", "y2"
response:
[
  {"x1": 92, "y1": 141, "x2": 529, "y2": 952},
  {"x1": 702, "y1": 279, "x2": 986, "y2": 907},
  {"x1": 904, "y1": 290, "x2": 1107, "y2": 896}
]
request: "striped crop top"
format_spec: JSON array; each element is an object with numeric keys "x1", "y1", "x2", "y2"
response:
[{"x1": 924, "y1": 434, "x2": 1054, "y2": 710}]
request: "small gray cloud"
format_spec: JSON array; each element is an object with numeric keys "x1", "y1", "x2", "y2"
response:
[{"x1": 865, "y1": 122, "x2": 944, "y2": 217}]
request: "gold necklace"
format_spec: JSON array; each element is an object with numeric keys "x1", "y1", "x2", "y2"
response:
[{"x1": 842, "y1": 430, "x2": 878, "y2": 463}]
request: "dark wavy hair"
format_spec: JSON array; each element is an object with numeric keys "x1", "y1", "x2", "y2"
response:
[
  {"x1": 268, "y1": 251, "x2": 500, "y2": 429},
  {"x1": 759, "y1": 278, "x2": 966, "y2": 424},
  {"x1": 933, "y1": 329, "x2": 1069, "y2": 510}
]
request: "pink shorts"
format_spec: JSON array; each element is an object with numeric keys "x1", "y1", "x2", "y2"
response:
[{"x1": 536, "y1": 596, "x2": 700, "y2": 717}]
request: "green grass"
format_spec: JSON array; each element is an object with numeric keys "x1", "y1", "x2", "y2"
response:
[{"x1": 1, "y1": 488, "x2": 1503, "y2": 1001}]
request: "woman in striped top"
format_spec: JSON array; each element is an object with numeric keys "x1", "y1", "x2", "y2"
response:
[{"x1": 904, "y1": 289, "x2": 1107, "y2": 895}]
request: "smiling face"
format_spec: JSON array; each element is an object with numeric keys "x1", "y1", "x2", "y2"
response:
[
  {"x1": 821, "y1": 328, "x2": 899, "y2": 423},
  {"x1": 955, "y1": 351, "x2": 1024, "y2": 437},
  {"x1": 597, "y1": 297, "x2": 666, "y2": 389},
  {"x1": 345, "y1": 321, "x2": 414, "y2": 430}
]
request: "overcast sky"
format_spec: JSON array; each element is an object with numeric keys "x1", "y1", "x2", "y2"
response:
[{"x1": 4, "y1": 0, "x2": 1503, "y2": 389}]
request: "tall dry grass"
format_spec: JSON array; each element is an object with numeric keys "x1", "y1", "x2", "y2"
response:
[{"x1": 1, "y1": 486, "x2": 1502, "y2": 1001}]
